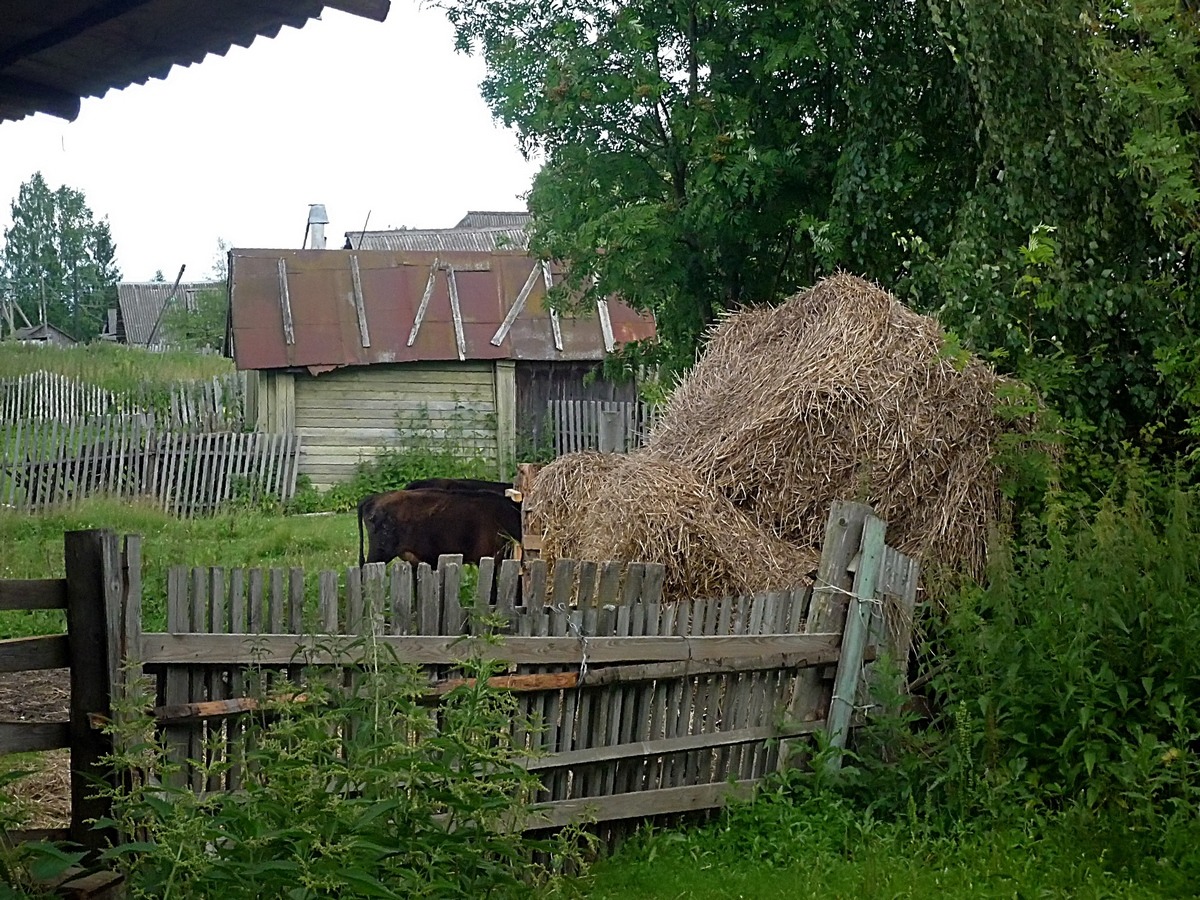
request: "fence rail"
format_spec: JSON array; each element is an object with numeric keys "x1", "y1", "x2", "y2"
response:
[
  {"x1": 1, "y1": 416, "x2": 302, "y2": 515},
  {"x1": 0, "y1": 369, "x2": 246, "y2": 430},
  {"x1": 550, "y1": 399, "x2": 658, "y2": 455}
]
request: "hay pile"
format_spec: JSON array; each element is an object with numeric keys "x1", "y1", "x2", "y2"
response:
[
  {"x1": 527, "y1": 274, "x2": 1028, "y2": 600},
  {"x1": 532, "y1": 452, "x2": 813, "y2": 601}
]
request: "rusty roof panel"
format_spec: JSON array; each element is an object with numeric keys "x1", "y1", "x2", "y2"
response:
[{"x1": 229, "y1": 248, "x2": 656, "y2": 371}]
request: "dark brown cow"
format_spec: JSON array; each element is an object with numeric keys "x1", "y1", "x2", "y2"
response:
[
  {"x1": 357, "y1": 488, "x2": 522, "y2": 568},
  {"x1": 404, "y1": 477, "x2": 513, "y2": 495}
]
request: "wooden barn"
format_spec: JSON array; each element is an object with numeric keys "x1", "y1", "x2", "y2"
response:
[{"x1": 228, "y1": 247, "x2": 655, "y2": 489}]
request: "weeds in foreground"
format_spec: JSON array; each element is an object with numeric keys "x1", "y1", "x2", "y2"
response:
[{"x1": 95, "y1": 648, "x2": 582, "y2": 899}]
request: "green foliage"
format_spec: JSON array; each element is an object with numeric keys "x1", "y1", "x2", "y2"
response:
[
  {"x1": 158, "y1": 238, "x2": 231, "y2": 352},
  {"x1": 0, "y1": 499, "x2": 360, "y2": 637},
  {"x1": 440, "y1": 0, "x2": 1200, "y2": 467},
  {"x1": 900, "y1": 1, "x2": 1200, "y2": 461},
  {"x1": 1, "y1": 172, "x2": 121, "y2": 342},
  {"x1": 100, "y1": 654, "x2": 570, "y2": 899},
  {"x1": 438, "y1": 0, "x2": 974, "y2": 374},
  {"x1": 159, "y1": 286, "x2": 228, "y2": 352},
  {"x1": 928, "y1": 483, "x2": 1200, "y2": 831},
  {"x1": 315, "y1": 406, "x2": 500, "y2": 513},
  {"x1": 573, "y1": 782, "x2": 1191, "y2": 898}
]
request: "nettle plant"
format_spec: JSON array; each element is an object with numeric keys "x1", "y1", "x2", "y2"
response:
[
  {"x1": 99, "y1": 647, "x2": 580, "y2": 899},
  {"x1": 932, "y1": 481, "x2": 1200, "y2": 829}
]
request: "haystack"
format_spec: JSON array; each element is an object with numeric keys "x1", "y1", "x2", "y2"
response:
[
  {"x1": 528, "y1": 273, "x2": 1028, "y2": 600},
  {"x1": 528, "y1": 452, "x2": 813, "y2": 602},
  {"x1": 648, "y1": 273, "x2": 1019, "y2": 581}
]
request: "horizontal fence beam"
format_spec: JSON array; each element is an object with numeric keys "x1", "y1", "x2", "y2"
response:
[
  {"x1": 523, "y1": 720, "x2": 825, "y2": 772},
  {"x1": 138, "y1": 632, "x2": 843, "y2": 667},
  {"x1": 0, "y1": 721, "x2": 70, "y2": 755},
  {"x1": 0, "y1": 579, "x2": 68, "y2": 611},
  {"x1": 0, "y1": 634, "x2": 70, "y2": 672},
  {"x1": 523, "y1": 778, "x2": 759, "y2": 830}
]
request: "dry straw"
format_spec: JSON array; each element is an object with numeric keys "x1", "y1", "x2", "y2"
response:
[{"x1": 529, "y1": 273, "x2": 1030, "y2": 601}]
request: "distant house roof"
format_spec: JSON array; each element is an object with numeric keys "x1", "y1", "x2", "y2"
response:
[
  {"x1": 117, "y1": 281, "x2": 223, "y2": 347},
  {"x1": 228, "y1": 248, "x2": 656, "y2": 372},
  {"x1": 347, "y1": 226, "x2": 529, "y2": 253},
  {"x1": 14, "y1": 322, "x2": 76, "y2": 345},
  {"x1": 454, "y1": 211, "x2": 531, "y2": 229},
  {"x1": 0, "y1": 1, "x2": 390, "y2": 124}
]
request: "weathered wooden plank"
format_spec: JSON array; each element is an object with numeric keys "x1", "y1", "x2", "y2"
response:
[
  {"x1": 391, "y1": 563, "x2": 413, "y2": 635},
  {"x1": 825, "y1": 514, "x2": 888, "y2": 770},
  {"x1": 63, "y1": 530, "x2": 120, "y2": 851},
  {"x1": 523, "y1": 778, "x2": 758, "y2": 831},
  {"x1": 139, "y1": 631, "x2": 844, "y2": 666},
  {"x1": 0, "y1": 635, "x2": 69, "y2": 673},
  {"x1": 525, "y1": 721, "x2": 822, "y2": 772},
  {"x1": 0, "y1": 721, "x2": 70, "y2": 754}
]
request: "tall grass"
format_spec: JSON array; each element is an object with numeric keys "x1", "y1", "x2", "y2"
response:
[{"x1": 0, "y1": 342, "x2": 234, "y2": 393}]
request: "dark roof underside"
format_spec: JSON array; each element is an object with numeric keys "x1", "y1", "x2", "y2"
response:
[{"x1": 0, "y1": 0, "x2": 390, "y2": 124}]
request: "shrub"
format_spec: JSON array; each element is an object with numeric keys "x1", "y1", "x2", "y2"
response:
[
  {"x1": 101, "y1": 650, "x2": 574, "y2": 899},
  {"x1": 928, "y1": 481, "x2": 1200, "y2": 829}
]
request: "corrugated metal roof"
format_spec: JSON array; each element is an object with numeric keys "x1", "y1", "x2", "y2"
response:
[
  {"x1": 229, "y1": 248, "x2": 656, "y2": 372},
  {"x1": 0, "y1": 1, "x2": 390, "y2": 124},
  {"x1": 347, "y1": 226, "x2": 529, "y2": 253},
  {"x1": 117, "y1": 281, "x2": 224, "y2": 347},
  {"x1": 454, "y1": 211, "x2": 531, "y2": 229}
]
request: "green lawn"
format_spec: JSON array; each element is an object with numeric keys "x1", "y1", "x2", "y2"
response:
[
  {"x1": 570, "y1": 808, "x2": 1195, "y2": 899},
  {"x1": 0, "y1": 499, "x2": 361, "y2": 637}
]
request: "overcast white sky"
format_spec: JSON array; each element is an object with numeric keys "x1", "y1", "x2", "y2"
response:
[{"x1": 0, "y1": 4, "x2": 540, "y2": 282}]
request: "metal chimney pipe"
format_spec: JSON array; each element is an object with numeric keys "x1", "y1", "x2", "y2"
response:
[{"x1": 307, "y1": 204, "x2": 329, "y2": 249}]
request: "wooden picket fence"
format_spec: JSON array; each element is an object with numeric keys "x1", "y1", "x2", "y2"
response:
[
  {"x1": 0, "y1": 503, "x2": 916, "y2": 870},
  {"x1": 144, "y1": 501, "x2": 915, "y2": 840},
  {"x1": 0, "y1": 370, "x2": 246, "y2": 430},
  {"x1": 550, "y1": 399, "x2": 659, "y2": 455},
  {"x1": 0, "y1": 416, "x2": 302, "y2": 515}
]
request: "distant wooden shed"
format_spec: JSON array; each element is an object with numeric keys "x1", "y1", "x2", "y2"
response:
[{"x1": 228, "y1": 247, "x2": 655, "y2": 489}]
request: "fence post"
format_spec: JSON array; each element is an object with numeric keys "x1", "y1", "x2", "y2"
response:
[
  {"x1": 822, "y1": 514, "x2": 887, "y2": 771},
  {"x1": 63, "y1": 529, "x2": 125, "y2": 852},
  {"x1": 598, "y1": 409, "x2": 624, "y2": 453},
  {"x1": 778, "y1": 500, "x2": 871, "y2": 769}
]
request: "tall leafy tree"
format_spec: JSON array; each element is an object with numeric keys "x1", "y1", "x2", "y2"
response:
[
  {"x1": 438, "y1": 0, "x2": 975, "y2": 373},
  {"x1": 1, "y1": 172, "x2": 121, "y2": 341},
  {"x1": 906, "y1": 1, "x2": 1200, "y2": 458}
]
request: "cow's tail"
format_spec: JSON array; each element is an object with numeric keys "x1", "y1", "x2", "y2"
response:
[{"x1": 357, "y1": 497, "x2": 368, "y2": 568}]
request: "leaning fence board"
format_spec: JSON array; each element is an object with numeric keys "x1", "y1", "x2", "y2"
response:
[
  {"x1": 525, "y1": 721, "x2": 825, "y2": 772},
  {"x1": 524, "y1": 778, "x2": 758, "y2": 830}
]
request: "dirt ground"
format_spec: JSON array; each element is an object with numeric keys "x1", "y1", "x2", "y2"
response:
[{"x1": 1, "y1": 668, "x2": 71, "y2": 828}]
